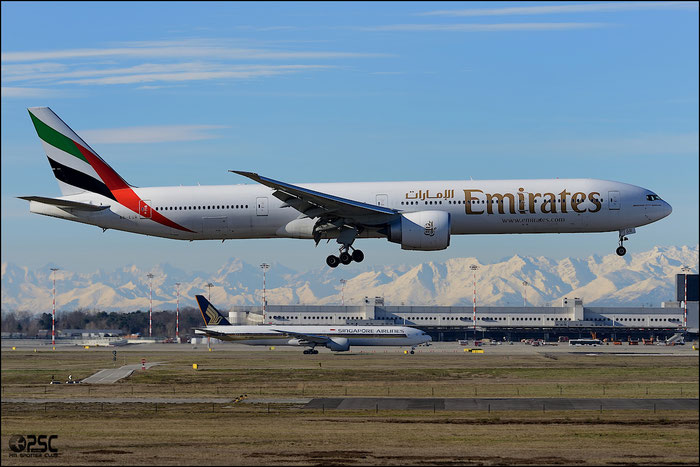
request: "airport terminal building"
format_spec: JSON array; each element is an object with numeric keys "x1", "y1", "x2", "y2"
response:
[{"x1": 229, "y1": 274, "x2": 699, "y2": 342}]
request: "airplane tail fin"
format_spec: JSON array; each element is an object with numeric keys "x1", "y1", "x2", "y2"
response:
[
  {"x1": 27, "y1": 107, "x2": 131, "y2": 200},
  {"x1": 195, "y1": 295, "x2": 231, "y2": 326}
]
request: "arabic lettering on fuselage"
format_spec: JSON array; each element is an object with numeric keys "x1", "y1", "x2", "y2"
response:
[
  {"x1": 405, "y1": 189, "x2": 455, "y2": 201},
  {"x1": 405, "y1": 187, "x2": 602, "y2": 214}
]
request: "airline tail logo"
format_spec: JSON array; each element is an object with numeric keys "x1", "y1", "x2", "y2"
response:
[
  {"x1": 28, "y1": 107, "x2": 192, "y2": 233},
  {"x1": 196, "y1": 295, "x2": 230, "y2": 326},
  {"x1": 205, "y1": 306, "x2": 223, "y2": 325}
]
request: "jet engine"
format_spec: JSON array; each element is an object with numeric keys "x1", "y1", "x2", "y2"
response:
[
  {"x1": 387, "y1": 210, "x2": 451, "y2": 250},
  {"x1": 324, "y1": 337, "x2": 350, "y2": 352}
]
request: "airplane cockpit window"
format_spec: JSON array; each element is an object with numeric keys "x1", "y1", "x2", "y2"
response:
[{"x1": 646, "y1": 194, "x2": 662, "y2": 201}]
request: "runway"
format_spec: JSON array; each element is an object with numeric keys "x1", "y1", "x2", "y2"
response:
[
  {"x1": 2, "y1": 339, "x2": 697, "y2": 357},
  {"x1": 303, "y1": 397, "x2": 699, "y2": 411}
]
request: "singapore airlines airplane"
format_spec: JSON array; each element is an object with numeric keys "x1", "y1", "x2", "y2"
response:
[
  {"x1": 21, "y1": 107, "x2": 672, "y2": 267},
  {"x1": 194, "y1": 295, "x2": 432, "y2": 353}
]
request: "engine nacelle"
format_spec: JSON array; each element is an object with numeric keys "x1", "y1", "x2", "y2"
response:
[
  {"x1": 324, "y1": 337, "x2": 350, "y2": 352},
  {"x1": 387, "y1": 210, "x2": 451, "y2": 251},
  {"x1": 276, "y1": 218, "x2": 315, "y2": 239}
]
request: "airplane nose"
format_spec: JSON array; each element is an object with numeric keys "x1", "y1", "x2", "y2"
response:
[
  {"x1": 646, "y1": 200, "x2": 672, "y2": 222},
  {"x1": 663, "y1": 201, "x2": 672, "y2": 218}
]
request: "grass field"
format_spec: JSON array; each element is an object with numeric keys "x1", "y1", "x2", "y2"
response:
[{"x1": 2, "y1": 347, "x2": 698, "y2": 465}]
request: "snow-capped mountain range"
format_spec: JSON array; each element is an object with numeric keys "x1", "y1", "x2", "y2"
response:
[{"x1": 2, "y1": 245, "x2": 697, "y2": 314}]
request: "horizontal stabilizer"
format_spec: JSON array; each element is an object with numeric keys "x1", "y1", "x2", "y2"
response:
[{"x1": 18, "y1": 196, "x2": 110, "y2": 211}]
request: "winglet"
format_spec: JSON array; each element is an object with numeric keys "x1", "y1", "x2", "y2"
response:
[{"x1": 195, "y1": 295, "x2": 231, "y2": 326}]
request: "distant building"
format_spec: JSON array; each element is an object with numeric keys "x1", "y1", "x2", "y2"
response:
[
  {"x1": 228, "y1": 277, "x2": 699, "y2": 342},
  {"x1": 57, "y1": 329, "x2": 125, "y2": 338}
]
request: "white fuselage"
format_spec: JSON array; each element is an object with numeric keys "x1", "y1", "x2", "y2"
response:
[
  {"x1": 194, "y1": 325, "x2": 431, "y2": 347},
  {"x1": 29, "y1": 178, "x2": 672, "y2": 241}
]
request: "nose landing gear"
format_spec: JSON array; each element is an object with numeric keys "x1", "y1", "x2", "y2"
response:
[
  {"x1": 615, "y1": 228, "x2": 635, "y2": 256},
  {"x1": 616, "y1": 244, "x2": 627, "y2": 256}
]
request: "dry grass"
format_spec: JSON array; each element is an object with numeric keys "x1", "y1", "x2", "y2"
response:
[
  {"x1": 2, "y1": 406, "x2": 698, "y2": 465},
  {"x1": 1, "y1": 348, "x2": 698, "y2": 465}
]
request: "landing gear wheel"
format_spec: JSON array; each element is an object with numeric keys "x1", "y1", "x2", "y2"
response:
[
  {"x1": 326, "y1": 255, "x2": 340, "y2": 268},
  {"x1": 616, "y1": 246, "x2": 627, "y2": 256},
  {"x1": 339, "y1": 251, "x2": 352, "y2": 265},
  {"x1": 351, "y1": 249, "x2": 364, "y2": 263},
  {"x1": 410, "y1": 350, "x2": 415, "y2": 354},
  {"x1": 312, "y1": 349, "x2": 319, "y2": 354},
  {"x1": 303, "y1": 349, "x2": 310, "y2": 355}
]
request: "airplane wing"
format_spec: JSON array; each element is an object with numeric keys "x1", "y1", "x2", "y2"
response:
[
  {"x1": 193, "y1": 327, "x2": 230, "y2": 337},
  {"x1": 271, "y1": 329, "x2": 331, "y2": 346},
  {"x1": 18, "y1": 196, "x2": 110, "y2": 211},
  {"x1": 230, "y1": 171, "x2": 399, "y2": 225}
]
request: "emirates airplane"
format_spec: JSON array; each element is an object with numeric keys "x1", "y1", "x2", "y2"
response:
[{"x1": 21, "y1": 107, "x2": 672, "y2": 267}]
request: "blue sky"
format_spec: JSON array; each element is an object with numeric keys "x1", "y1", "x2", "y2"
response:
[{"x1": 1, "y1": 1, "x2": 698, "y2": 275}]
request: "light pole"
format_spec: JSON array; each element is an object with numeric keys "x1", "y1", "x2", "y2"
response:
[
  {"x1": 50, "y1": 268, "x2": 59, "y2": 346},
  {"x1": 340, "y1": 279, "x2": 347, "y2": 306},
  {"x1": 522, "y1": 280, "x2": 529, "y2": 307},
  {"x1": 175, "y1": 282, "x2": 181, "y2": 343},
  {"x1": 260, "y1": 263, "x2": 270, "y2": 323},
  {"x1": 681, "y1": 266, "x2": 691, "y2": 332},
  {"x1": 470, "y1": 264, "x2": 479, "y2": 342},
  {"x1": 147, "y1": 273, "x2": 154, "y2": 338},
  {"x1": 205, "y1": 282, "x2": 214, "y2": 350}
]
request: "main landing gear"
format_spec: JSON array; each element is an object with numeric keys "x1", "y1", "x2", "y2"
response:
[
  {"x1": 303, "y1": 348, "x2": 319, "y2": 355},
  {"x1": 326, "y1": 246, "x2": 364, "y2": 268},
  {"x1": 325, "y1": 226, "x2": 364, "y2": 268}
]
